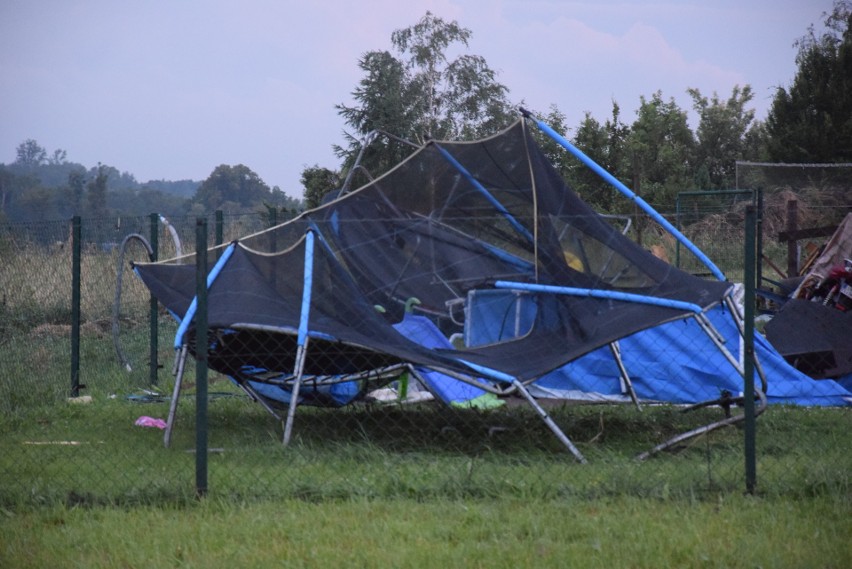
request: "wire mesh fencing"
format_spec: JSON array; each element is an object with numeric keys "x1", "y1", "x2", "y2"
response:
[{"x1": 0, "y1": 207, "x2": 848, "y2": 508}]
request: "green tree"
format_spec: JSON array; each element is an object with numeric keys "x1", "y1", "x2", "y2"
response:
[
  {"x1": 86, "y1": 164, "x2": 109, "y2": 218},
  {"x1": 688, "y1": 85, "x2": 756, "y2": 189},
  {"x1": 331, "y1": 11, "x2": 514, "y2": 190},
  {"x1": 627, "y1": 91, "x2": 695, "y2": 208},
  {"x1": 15, "y1": 139, "x2": 47, "y2": 170},
  {"x1": 264, "y1": 186, "x2": 303, "y2": 216},
  {"x1": 742, "y1": 119, "x2": 770, "y2": 163},
  {"x1": 106, "y1": 188, "x2": 188, "y2": 218},
  {"x1": 387, "y1": 11, "x2": 513, "y2": 141},
  {"x1": 48, "y1": 148, "x2": 67, "y2": 166},
  {"x1": 88, "y1": 164, "x2": 138, "y2": 191},
  {"x1": 569, "y1": 112, "x2": 608, "y2": 197},
  {"x1": 16, "y1": 185, "x2": 61, "y2": 221},
  {"x1": 765, "y1": 0, "x2": 852, "y2": 162},
  {"x1": 569, "y1": 102, "x2": 631, "y2": 212},
  {"x1": 528, "y1": 104, "x2": 573, "y2": 179},
  {"x1": 301, "y1": 165, "x2": 342, "y2": 210},
  {"x1": 334, "y1": 50, "x2": 416, "y2": 182},
  {"x1": 0, "y1": 166, "x2": 22, "y2": 219},
  {"x1": 192, "y1": 164, "x2": 273, "y2": 213},
  {"x1": 67, "y1": 169, "x2": 86, "y2": 216}
]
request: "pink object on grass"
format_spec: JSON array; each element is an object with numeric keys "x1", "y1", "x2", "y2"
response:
[{"x1": 135, "y1": 416, "x2": 168, "y2": 429}]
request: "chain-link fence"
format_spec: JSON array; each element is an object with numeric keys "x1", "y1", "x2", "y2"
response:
[{"x1": 0, "y1": 201, "x2": 849, "y2": 508}]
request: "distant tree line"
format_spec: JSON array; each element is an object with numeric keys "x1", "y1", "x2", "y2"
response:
[
  {"x1": 3, "y1": 2, "x2": 849, "y2": 223},
  {"x1": 304, "y1": 2, "x2": 852, "y2": 213},
  {"x1": 0, "y1": 144, "x2": 302, "y2": 224}
]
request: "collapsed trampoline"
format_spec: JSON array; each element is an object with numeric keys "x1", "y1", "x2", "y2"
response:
[{"x1": 133, "y1": 110, "x2": 771, "y2": 463}]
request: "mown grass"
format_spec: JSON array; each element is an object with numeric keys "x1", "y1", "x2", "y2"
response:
[
  {"x1": 3, "y1": 328, "x2": 848, "y2": 567},
  {"x1": 2, "y1": 316, "x2": 850, "y2": 506},
  {"x1": 1, "y1": 382, "x2": 849, "y2": 506},
  {"x1": 1, "y1": 226, "x2": 850, "y2": 566},
  {"x1": 1, "y1": 493, "x2": 849, "y2": 568},
  {"x1": 0, "y1": 311, "x2": 847, "y2": 569}
]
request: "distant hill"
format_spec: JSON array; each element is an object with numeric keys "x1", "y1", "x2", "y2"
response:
[
  {"x1": 1, "y1": 149, "x2": 301, "y2": 223},
  {"x1": 141, "y1": 179, "x2": 200, "y2": 198},
  {"x1": 0, "y1": 160, "x2": 201, "y2": 222},
  {"x1": 2, "y1": 160, "x2": 200, "y2": 196}
]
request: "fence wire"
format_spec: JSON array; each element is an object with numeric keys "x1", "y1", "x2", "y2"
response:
[{"x1": 0, "y1": 205, "x2": 849, "y2": 508}]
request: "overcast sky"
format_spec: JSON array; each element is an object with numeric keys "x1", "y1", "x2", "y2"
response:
[{"x1": 0, "y1": 0, "x2": 834, "y2": 198}]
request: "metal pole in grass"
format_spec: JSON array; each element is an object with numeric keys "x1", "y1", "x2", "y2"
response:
[
  {"x1": 70, "y1": 215, "x2": 82, "y2": 398},
  {"x1": 743, "y1": 205, "x2": 758, "y2": 494},
  {"x1": 195, "y1": 217, "x2": 209, "y2": 498},
  {"x1": 148, "y1": 213, "x2": 159, "y2": 387}
]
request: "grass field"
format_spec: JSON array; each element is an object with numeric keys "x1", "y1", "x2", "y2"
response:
[
  {"x1": 1, "y1": 386, "x2": 849, "y2": 567},
  {"x1": 1, "y1": 217, "x2": 850, "y2": 567},
  {"x1": 2, "y1": 493, "x2": 850, "y2": 567}
]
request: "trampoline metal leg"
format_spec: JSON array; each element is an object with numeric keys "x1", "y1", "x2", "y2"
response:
[
  {"x1": 512, "y1": 379, "x2": 587, "y2": 464},
  {"x1": 694, "y1": 314, "x2": 743, "y2": 376},
  {"x1": 237, "y1": 381, "x2": 282, "y2": 421},
  {"x1": 724, "y1": 295, "x2": 769, "y2": 393},
  {"x1": 164, "y1": 345, "x2": 188, "y2": 448},
  {"x1": 282, "y1": 341, "x2": 308, "y2": 446},
  {"x1": 609, "y1": 341, "x2": 641, "y2": 411}
]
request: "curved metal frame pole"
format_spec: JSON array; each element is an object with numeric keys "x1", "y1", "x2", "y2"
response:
[
  {"x1": 163, "y1": 344, "x2": 188, "y2": 448},
  {"x1": 114, "y1": 233, "x2": 154, "y2": 372},
  {"x1": 158, "y1": 214, "x2": 183, "y2": 260},
  {"x1": 340, "y1": 130, "x2": 378, "y2": 194},
  {"x1": 636, "y1": 387, "x2": 767, "y2": 461}
]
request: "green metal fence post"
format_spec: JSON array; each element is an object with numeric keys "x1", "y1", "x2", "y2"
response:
[
  {"x1": 195, "y1": 217, "x2": 209, "y2": 498},
  {"x1": 149, "y1": 213, "x2": 160, "y2": 386},
  {"x1": 71, "y1": 215, "x2": 82, "y2": 397},
  {"x1": 743, "y1": 205, "x2": 758, "y2": 494},
  {"x1": 756, "y1": 187, "x2": 764, "y2": 288}
]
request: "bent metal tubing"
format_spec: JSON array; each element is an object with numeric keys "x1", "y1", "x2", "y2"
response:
[{"x1": 635, "y1": 387, "x2": 768, "y2": 461}]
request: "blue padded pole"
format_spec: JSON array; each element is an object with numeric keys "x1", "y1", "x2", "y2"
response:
[
  {"x1": 296, "y1": 231, "x2": 315, "y2": 348},
  {"x1": 174, "y1": 242, "x2": 236, "y2": 350},
  {"x1": 283, "y1": 230, "x2": 315, "y2": 446},
  {"x1": 494, "y1": 280, "x2": 703, "y2": 314},
  {"x1": 456, "y1": 360, "x2": 516, "y2": 384},
  {"x1": 434, "y1": 143, "x2": 535, "y2": 243},
  {"x1": 522, "y1": 110, "x2": 727, "y2": 282}
]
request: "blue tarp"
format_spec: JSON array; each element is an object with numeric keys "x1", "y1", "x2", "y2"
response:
[
  {"x1": 393, "y1": 313, "x2": 496, "y2": 406},
  {"x1": 466, "y1": 290, "x2": 852, "y2": 406}
]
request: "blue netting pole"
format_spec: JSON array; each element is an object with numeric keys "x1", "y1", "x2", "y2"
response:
[{"x1": 522, "y1": 108, "x2": 727, "y2": 282}]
